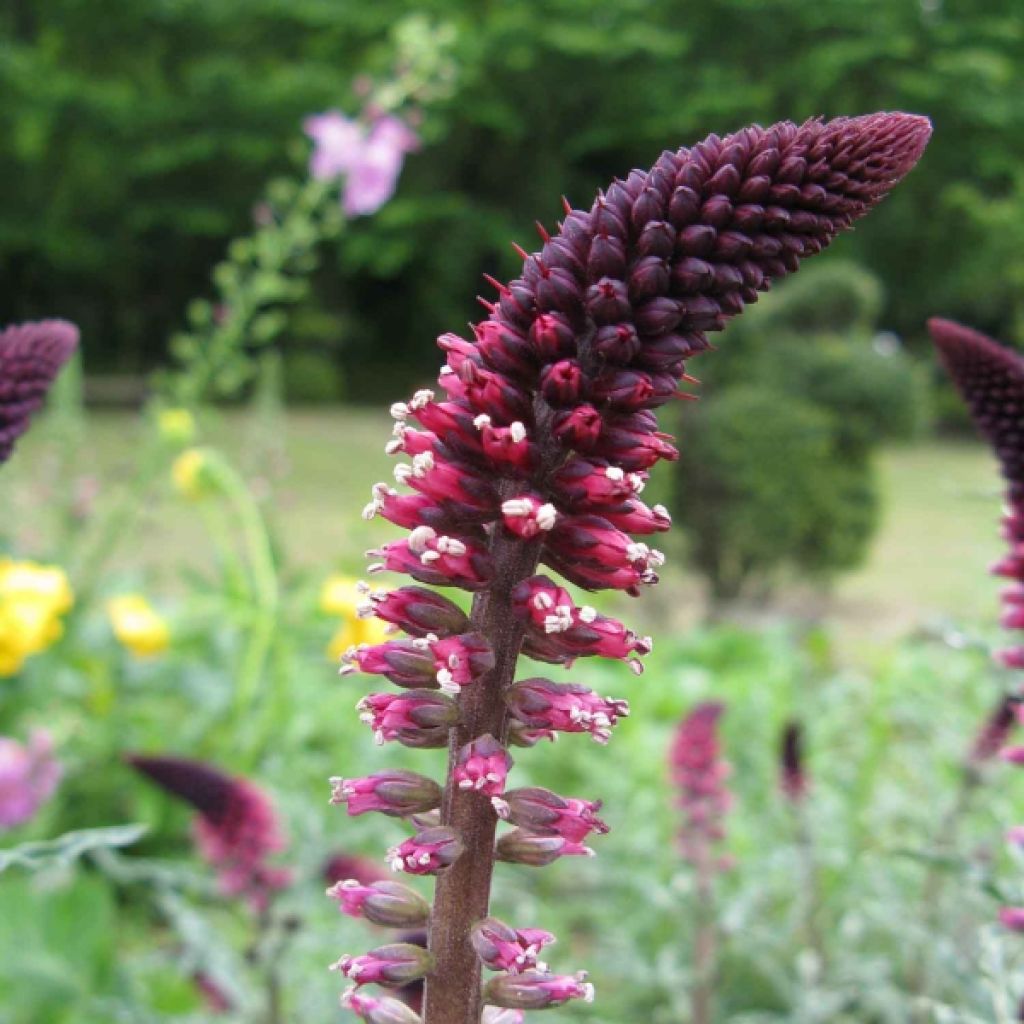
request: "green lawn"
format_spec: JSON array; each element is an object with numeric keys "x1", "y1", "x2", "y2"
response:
[{"x1": 0, "y1": 408, "x2": 1006, "y2": 638}]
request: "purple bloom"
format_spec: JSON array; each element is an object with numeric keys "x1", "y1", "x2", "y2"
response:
[
  {"x1": 303, "y1": 111, "x2": 419, "y2": 216},
  {"x1": 127, "y1": 755, "x2": 291, "y2": 911},
  {"x1": 0, "y1": 320, "x2": 79, "y2": 464},
  {"x1": 0, "y1": 730, "x2": 61, "y2": 830},
  {"x1": 779, "y1": 720, "x2": 808, "y2": 802}
]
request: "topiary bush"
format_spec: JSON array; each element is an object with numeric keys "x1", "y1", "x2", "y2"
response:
[{"x1": 673, "y1": 262, "x2": 927, "y2": 604}]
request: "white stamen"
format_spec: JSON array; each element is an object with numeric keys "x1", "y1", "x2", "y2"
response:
[
  {"x1": 501, "y1": 498, "x2": 530, "y2": 518},
  {"x1": 362, "y1": 500, "x2": 381, "y2": 520},
  {"x1": 385, "y1": 439, "x2": 403, "y2": 455},
  {"x1": 420, "y1": 551, "x2": 441, "y2": 564},
  {"x1": 394, "y1": 463, "x2": 413, "y2": 484},
  {"x1": 604, "y1": 466, "x2": 624, "y2": 482},
  {"x1": 390, "y1": 402, "x2": 410, "y2": 420},
  {"x1": 410, "y1": 389, "x2": 434, "y2": 410},
  {"x1": 408, "y1": 526, "x2": 437, "y2": 554},
  {"x1": 437, "y1": 536, "x2": 467, "y2": 556},
  {"x1": 473, "y1": 413, "x2": 492, "y2": 430},
  {"x1": 578, "y1": 605, "x2": 597, "y2": 623},
  {"x1": 533, "y1": 592, "x2": 554, "y2": 610},
  {"x1": 366, "y1": 562, "x2": 385, "y2": 574},
  {"x1": 536, "y1": 503, "x2": 558, "y2": 530},
  {"x1": 491, "y1": 797, "x2": 511, "y2": 818},
  {"x1": 653, "y1": 503, "x2": 671, "y2": 520},
  {"x1": 509, "y1": 421, "x2": 527, "y2": 443},
  {"x1": 629, "y1": 473, "x2": 645, "y2": 493},
  {"x1": 412, "y1": 451, "x2": 435, "y2": 476}
]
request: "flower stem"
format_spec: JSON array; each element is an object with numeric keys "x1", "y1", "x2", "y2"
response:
[
  {"x1": 691, "y1": 861, "x2": 717, "y2": 1024},
  {"x1": 422, "y1": 515, "x2": 545, "y2": 1024}
]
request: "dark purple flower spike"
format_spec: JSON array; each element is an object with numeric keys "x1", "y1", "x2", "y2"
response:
[
  {"x1": 0, "y1": 320, "x2": 79, "y2": 464},
  {"x1": 336, "y1": 113, "x2": 930, "y2": 1024},
  {"x1": 128, "y1": 754, "x2": 291, "y2": 911}
]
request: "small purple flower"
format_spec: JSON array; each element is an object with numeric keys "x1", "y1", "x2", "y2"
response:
[
  {"x1": 303, "y1": 111, "x2": 419, "y2": 217},
  {"x1": 357, "y1": 690, "x2": 459, "y2": 747},
  {"x1": 341, "y1": 987, "x2": 423, "y2": 1024},
  {"x1": 0, "y1": 320, "x2": 79, "y2": 464},
  {"x1": 0, "y1": 730, "x2": 61, "y2": 830},
  {"x1": 494, "y1": 829, "x2": 594, "y2": 867},
  {"x1": 504, "y1": 678, "x2": 630, "y2": 744}
]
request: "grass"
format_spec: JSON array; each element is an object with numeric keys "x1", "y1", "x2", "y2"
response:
[{"x1": 0, "y1": 407, "x2": 1006, "y2": 639}]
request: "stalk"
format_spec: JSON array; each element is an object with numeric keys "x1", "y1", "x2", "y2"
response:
[{"x1": 424, "y1": 521, "x2": 544, "y2": 1022}]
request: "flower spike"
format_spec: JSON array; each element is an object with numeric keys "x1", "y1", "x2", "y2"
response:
[{"x1": 332, "y1": 113, "x2": 930, "y2": 1021}]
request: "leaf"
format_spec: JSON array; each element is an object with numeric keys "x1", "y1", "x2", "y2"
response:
[{"x1": 0, "y1": 824, "x2": 148, "y2": 874}]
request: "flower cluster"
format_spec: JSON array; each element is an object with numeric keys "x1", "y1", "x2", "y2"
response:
[
  {"x1": 779, "y1": 719, "x2": 808, "y2": 802},
  {"x1": 928, "y1": 318, "x2": 1024, "y2": 933},
  {"x1": 0, "y1": 559, "x2": 74, "y2": 677},
  {"x1": 107, "y1": 594, "x2": 170, "y2": 658},
  {"x1": 304, "y1": 111, "x2": 419, "y2": 217},
  {"x1": 333, "y1": 113, "x2": 929, "y2": 1023},
  {"x1": 0, "y1": 729, "x2": 61, "y2": 830},
  {"x1": 670, "y1": 702, "x2": 732, "y2": 872},
  {"x1": 128, "y1": 755, "x2": 292, "y2": 911},
  {"x1": 322, "y1": 575, "x2": 392, "y2": 661},
  {"x1": 0, "y1": 319, "x2": 79, "y2": 465}
]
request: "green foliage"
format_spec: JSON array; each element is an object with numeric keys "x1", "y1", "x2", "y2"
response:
[
  {"x1": 2, "y1": 0, "x2": 1023, "y2": 382},
  {"x1": 674, "y1": 263, "x2": 925, "y2": 601}
]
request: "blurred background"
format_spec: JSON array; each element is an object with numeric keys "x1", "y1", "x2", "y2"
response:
[{"x1": 2, "y1": 2, "x2": 1024, "y2": 1023}]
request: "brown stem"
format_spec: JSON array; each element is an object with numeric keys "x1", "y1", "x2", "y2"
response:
[
  {"x1": 908, "y1": 770, "x2": 978, "y2": 1022},
  {"x1": 691, "y1": 860, "x2": 717, "y2": 1024},
  {"x1": 422, "y1": 519, "x2": 545, "y2": 1024}
]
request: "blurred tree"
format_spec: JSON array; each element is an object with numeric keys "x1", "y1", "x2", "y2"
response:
[
  {"x1": 0, "y1": 0, "x2": 1022, "y2": 386},
  {"x1": 674, "y1": 262, "x2": 927, "y2": 604}
]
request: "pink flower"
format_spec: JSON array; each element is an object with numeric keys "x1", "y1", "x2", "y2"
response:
[
  {"x1": 454, "y1": 734, "x2": 513, "y2": 796},
  {"x1": 330, "y1": 770, "x2": 442, "y2": 818},
  {"x1": 0, "y1": 730, "x2": 61, "y2": 830},
  {"x1": 331, "y1": 942, "x2": 433, "y2": 987},
  {"x1": 303, "y1": 111, "x2": 418, "y2": 217},
  {"x1": 494, "y1": 829, "x2": 594, "y2": 866},
  {"x1": 505, "y1": 678, "x2": 630, "y2": 744},
  {"x1": 483, "y1": 969, "x2": 595, "y2": 1009},
  {"x1": 471, "y1": 917, "x2": 556, "y2": 973},
  {"x1": 1000, "y1": 907, "x2": 1024, "y2": 932},
  {"x1": 327, "y1": 878, "x2": 430, "y2": 928},
  {"x1": 127, "y1": 755, "x2": 291, "y2": 911},
  {"x1": 0, "y1": 320, "x2": 79, "y2": 464},
  {"x1": 670, "y1": 703, "x2": 732, "y2": 871},
  {"x1": 341, "y1": 987, "x2": 423, "y2": 1024},
  {"x1": 492, "y1": 787, "x2": 608, "y2": 844},
  {"x1": 388, "y1": 826, "x2": 463, "y2": 876},
  {"x1": 357, "y1": 690, "x2": 459, "y2": 747}
]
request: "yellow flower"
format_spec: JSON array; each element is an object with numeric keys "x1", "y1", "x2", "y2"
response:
[
  {"x1": 172, "y1": 448, "x2": 212, "y2": 499},
  {"x1": 0, "y1": 559, "x2": 74, "y2": 677},
  {"x1": 157, "y1": 407, "x2": 197, "y2": 446},
  {"x1": 107, "y1": 595, "x2": 170, "y2": 658},
  {"x1": 320, "y1": 575, "x2": 390, "y2": 660}
]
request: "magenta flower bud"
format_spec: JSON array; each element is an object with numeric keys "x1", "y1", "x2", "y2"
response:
[
  {"x1": 0, "y1": 320, "x2": 80, "y2": 463},
  {"x1": 500, "y1": 495, "x2": 559, "y2": 539},
  {"x1": 368, "y1": 528, "x2": 493, "y2": 591},
  {"x1": 470, "y1": 322, "x2": 535, "y2": 381},
  {"x1": 997, "y1": 648, "x2": 1024, "y2": 670},
  {"x1": 592, "y1": 417, "x2": 679, "y2": 471},
  {"x1": 461, "y1": 364, "x2": 531, "y2": 423},
  {"x1": 454, "y1": 734, "x2": 513, "y2": 797},
  {"x1": 332, "y1": 943, "x2": 434, "y2": 988},
  {"x1": 327, "y1": 879, "x2": 430, "y2": 928},
  {"x1": 511, "y1": 575, "x2": 651, "y2": 670},
  {"x1": 1000, "y1": 746, "x2": 1024, "y2": 766},
  {"x1": 483, "y1": 970, "x2": 595, "y2": 1009},
  {"x1": 494, "y1": 829, "x2": 594, "y2": 866},
  {"x1": 341, "y1": 638, "x2": 437, "y2": 687},
  {"x1": 405, "y1": 398, "x2": 483, "y2": 457},
  {"x1": 394, "y1": 452, "x2": 498, "y2": 513},
  {"x1": 552, "y1": 404, "x2": 603, "y2": 449},
  {"x1": 477, "y1": 417, "x2": 536, "y2": 473},
  {"x1": 364, "y1": 487, "x2": 452, "y2": 531},
  {"x1": 341, "y1": 988, "x2": 423, "y2": 1024},
  {"x1": 550, "y1": 458, "x2": 643, "y2": 509},
  {"x1": 528, "y1": 312, "x2": 574, "y2": 361},
  {"x1": 430, "y1": 632, "x2": 495, "y2": 694},
  {"x1": 507, "y1": 721, "x2": 558, "y2": 748},
  {"x1": 330, "y1": 770, "x2": 442, "y2": 818},
  {"x1": 1000, "y1": 908, "x2": 1024, "y2": 932},
  {"x1": 357, "y1": 585, "x2": 470, "y2": 639},
  {"x1": 471, "y1": 917, "x2": 556, "y2": 974},
  {"x1": 592, "y1": 323, "x2": 641, "y2": 363},
  {"x1": 539, "y1": 360, "x2": 584, "y2": 406},
  {"x1": 969, "y1": 696, "x2": 1017, "y2": 764},
  {"x1": 506, "y1": 678, "x2": 629, "y2": 744},
  {"x1": 600, "y1": 498, "x2": 672, "y2": 535},
  {"x1": 385, "y1": 423, "x2": 437, "y2": 458},
  {"x1": 543, "y1": 514, "x2": 665, "y2": 592},
  {"x1": 357, "y1": 691, "x2": 458, "y2": 747},
  {"x1": 492, "y1": 787, "x2": 608, "y2": 843},
  {"x1": 388, "y1": 826, "x2": 463, "y2": 875}
]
